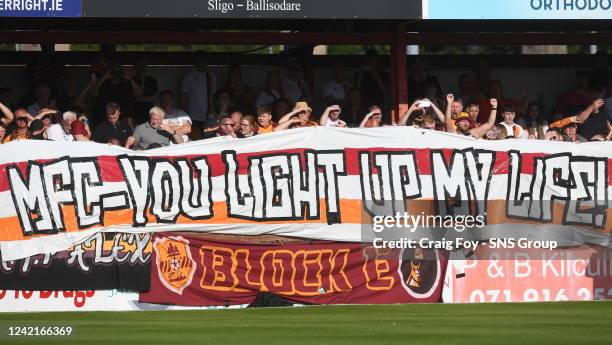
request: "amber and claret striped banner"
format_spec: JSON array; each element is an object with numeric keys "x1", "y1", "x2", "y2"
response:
[{"x1": 0, "y1": 127, "x2": 610, "y2": 260}]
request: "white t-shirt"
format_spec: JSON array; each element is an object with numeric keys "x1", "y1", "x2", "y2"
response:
[
  {"x1": 163, "y1": 108, "x2": 192, "y2": 143},
  {"x1": 322, "y1": 80, "x2": 347, "y2": 102},
  {"x1": 499, "y1": 122, "x2": 527, "y2": 138},
  {"x1": 180, "y1": 69, "x2": 210, "y2": 122},
  {"x1": 324, "y1": 118, "x2": 347, "y2": 128},
  {"x1": 46, "y1": 123, "x2": 74, "y2": 142}
]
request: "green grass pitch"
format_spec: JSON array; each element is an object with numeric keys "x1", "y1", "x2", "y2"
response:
[{"x1": 0, "y1": 302, "x2": 610, "y2": 345}]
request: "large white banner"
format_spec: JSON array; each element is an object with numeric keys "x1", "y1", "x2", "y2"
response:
[{"x1": 0, "y1": 127, "x2": 610, "y2": 260}]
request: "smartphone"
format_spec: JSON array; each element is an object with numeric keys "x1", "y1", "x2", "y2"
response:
[
  {"x1": 90, "y1": 72, "x2": 97, "y2": 81},
  {"x1": 419, "y1": 100, "x2": 432, "y2": 108},
  {"x1": 594, "y1": 92, "x2": 603, "y2": 113}
]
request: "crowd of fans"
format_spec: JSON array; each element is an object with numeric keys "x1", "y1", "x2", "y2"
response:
[{"x1": 0, "y1": 48, "x2": 611, "y2": 149}]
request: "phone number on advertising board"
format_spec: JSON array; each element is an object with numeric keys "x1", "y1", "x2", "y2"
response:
[
  {"x1": 469, "y1": 288, "x2": 612, "y2": 303},
  {"x1": 6, "y1": 326, "x2": 73, "y2": 337}
]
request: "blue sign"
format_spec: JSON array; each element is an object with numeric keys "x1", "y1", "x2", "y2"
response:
[
  {"x1": 0, "y1": 0, "x2": 81, "y2": 17},
  {"x1": 424, "y1": 0, "x2": 612, "y2": 19}
]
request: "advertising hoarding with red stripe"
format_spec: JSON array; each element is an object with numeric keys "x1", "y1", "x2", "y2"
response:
[{"x1": 443, "y1": 245, "x2": 612, "y2": 303}]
